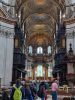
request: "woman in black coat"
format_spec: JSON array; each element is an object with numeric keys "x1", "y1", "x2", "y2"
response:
[{"x1": 2, "y1": 88, "x2": 9, "y2": 100}]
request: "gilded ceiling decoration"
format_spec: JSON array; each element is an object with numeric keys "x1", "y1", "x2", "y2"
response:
[
  {"x1": 15, "y1": 0, "x2": 65, "y2": 46},
  {"x1": 26, "y1": 32, "x2": 52, "y2": 46}
]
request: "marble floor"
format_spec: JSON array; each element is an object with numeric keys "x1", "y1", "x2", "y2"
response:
[
  {"x1": 37, "y1": 95, "x2": 73, "y2": 100},
  {"x1": 47, "y1": 95, "x2": 52, "y2": 100},
  {"x1": 37, "y1": 95, "x2": 52, "y2": 100}
]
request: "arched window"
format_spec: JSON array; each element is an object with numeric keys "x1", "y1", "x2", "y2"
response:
[
  {"x1": 48, "y1": 46, "x2": 51, "y2": 54},
  {"x1": 29, "y1": 46, "x2": 32, "y2": 54},
  {"x1": 37, "y1": 47, "x2": 43, "y2": 54}
]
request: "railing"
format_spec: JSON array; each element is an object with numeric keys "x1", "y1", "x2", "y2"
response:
[{"x1": 28, "y1": 53, "x2": 52, "y2": 57}]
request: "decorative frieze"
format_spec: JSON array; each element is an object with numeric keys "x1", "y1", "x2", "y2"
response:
[
  {"x1": 66, "y1": 32, "x2": 75, "y2": 39},
  {"x1": 0, "y1": 28, "x2": 14, "y2": 38},
  {"x1": 0, "y1": 16, "x2": 16, "y2": 25}
]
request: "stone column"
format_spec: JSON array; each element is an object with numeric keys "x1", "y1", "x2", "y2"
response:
[{"x1": 0, "y1": 23, "x2": 14, "y2": 86}]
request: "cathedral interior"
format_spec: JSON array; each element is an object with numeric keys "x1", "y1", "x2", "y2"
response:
[{"x1": 0, "y1": 0, "x2": 75, "y2": 87}]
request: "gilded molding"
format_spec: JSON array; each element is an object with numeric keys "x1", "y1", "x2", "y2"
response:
[
  {"x1": 0, "y1": 16, "x2": 16, "y2": 25},
  {"x1": 0, "y1": 8, "x2": 16, "y2": 25},
  {"x1": 64, "y1": 18, "x2": 75, "y2": 25}
]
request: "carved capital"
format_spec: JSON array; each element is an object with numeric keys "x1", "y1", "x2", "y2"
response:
[
  {"x1": 0, "y1": 29, "x2": 14, "y2": 38},
  {"x1": 66, "y1": 32, "x2": 75, "y2": 39}
]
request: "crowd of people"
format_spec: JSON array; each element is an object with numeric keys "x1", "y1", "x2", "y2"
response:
[{"x1": 1, "y1": 79, "x2": 58, "y2": 100}]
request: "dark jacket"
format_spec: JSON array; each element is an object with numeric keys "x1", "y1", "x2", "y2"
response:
[
  {"x1": 10, "y1": 85, "x2": 24, "y2": 100},
  {"x1": 24, "y1": 88, "x2": 33, "y2": 100},
  {"x1": 38, "y1": 85, "x2": 45, "y2": 98},
  {"x1": 2, "y1": 90, "x2": 9, "y2": 100}
]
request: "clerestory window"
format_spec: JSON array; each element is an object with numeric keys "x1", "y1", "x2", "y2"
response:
[
  {"x1": 48, "y1": 46, "x2": 51, "y2": 54},
  {"x1": 37, "y1": 47, "x2": 43, "y2": 54},
  {"x1": 29, "y1": 46, "x2": 32, "y2": 54}
]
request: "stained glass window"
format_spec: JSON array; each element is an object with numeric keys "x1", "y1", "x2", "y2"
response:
[{"x1": 37, "y1": 65, "x2": 43, "y2": 77}]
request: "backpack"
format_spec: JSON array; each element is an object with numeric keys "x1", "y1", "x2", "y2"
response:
[
  {"x1": 38, "y1": 86, "x2": 45, "y2": 98},
  {"x1": 13, "y1": 85, "x2": 22, "y2": 100}
]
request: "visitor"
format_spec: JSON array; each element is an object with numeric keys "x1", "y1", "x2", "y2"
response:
[
  {"x1": 38, "y1": 85, "x2": 46, "y2": 100},
  {"x1": 10, "y1": 79, "x2": 24, "y2": 100},
  {"x1": 23, "y1": 82, "x2": 33, "y2": 100},
  {"x1": 51, "y1": 80, "x2": 58, "y2": 100},
  {"x1": 39, "y1": 81, "x2": 46, "y2": 90},
  {"x1": 30, "y1": 83, "x2": 37, "y2": 100},
  {"x1": 2, "y1": 87, "x2": 9, "y2": 100}
]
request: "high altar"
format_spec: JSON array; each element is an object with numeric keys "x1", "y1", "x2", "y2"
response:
[{"x1": 27, "y1": 64, "x2": 52, "y2": 81}]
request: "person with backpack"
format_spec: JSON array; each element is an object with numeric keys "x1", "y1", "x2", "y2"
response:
[
  {"x1": 2, "y1": 87, "x2": 9, "y2": 100},
  {"x1": 38, "y1": 85, "x2": 46, "y2": 100},
  {"x1": 10, "y1": 79, "x2": 24, "y2": 100}
]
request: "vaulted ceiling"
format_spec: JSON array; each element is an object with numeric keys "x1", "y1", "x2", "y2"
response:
[{"x1": 15, "y1": 0, "x2": 65, "y2": 46}]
